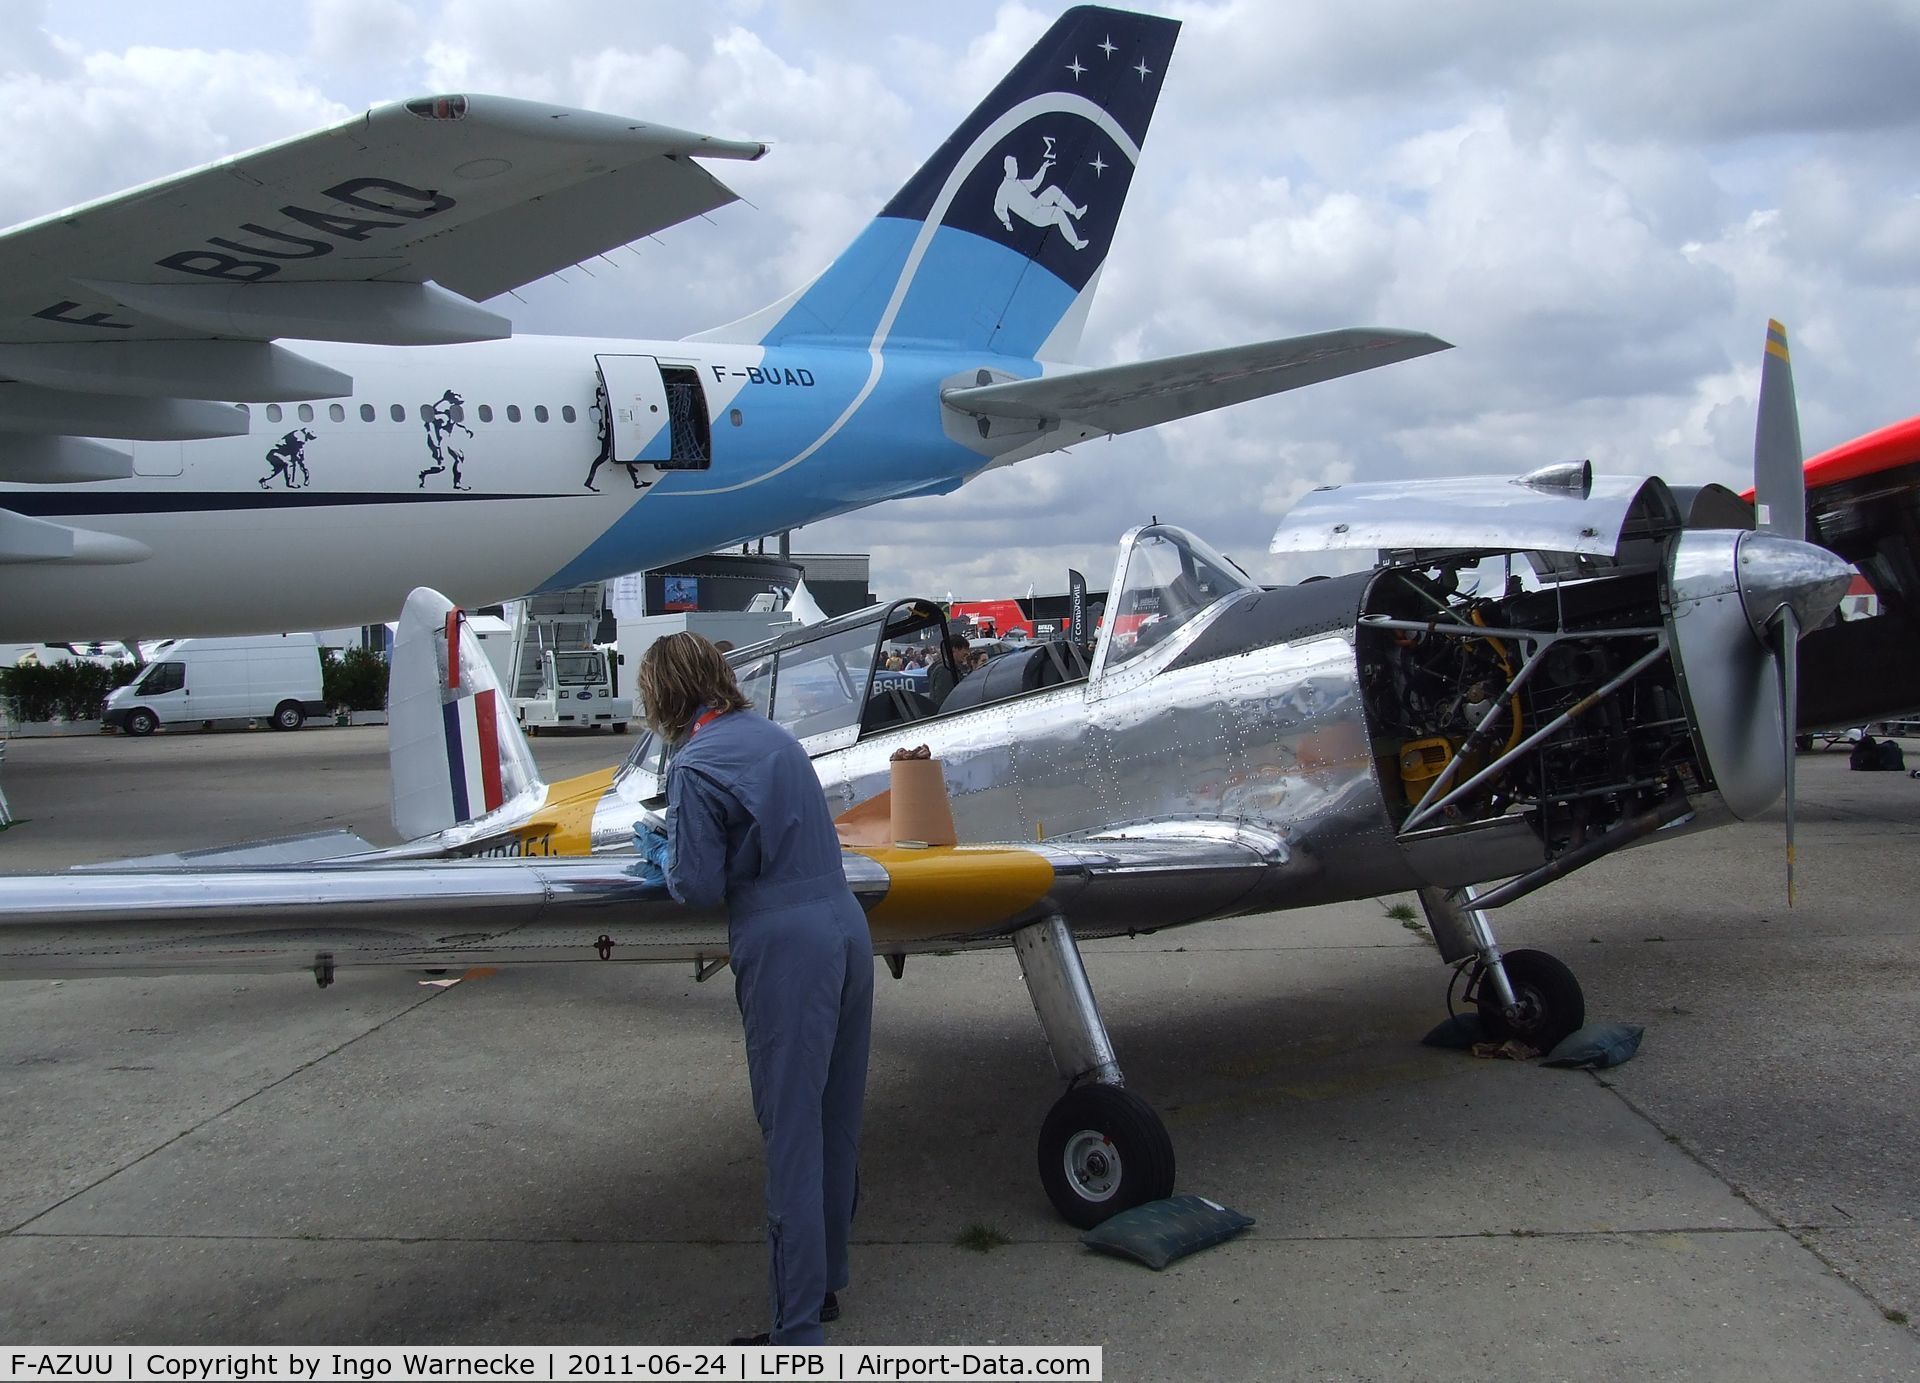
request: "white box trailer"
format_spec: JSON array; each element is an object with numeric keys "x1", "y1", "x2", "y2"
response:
[{"x1": 103, "y1": 634, "x2": 326, "y2": 736}]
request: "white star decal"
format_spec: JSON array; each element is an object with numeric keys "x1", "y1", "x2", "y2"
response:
[
  {"x1": 1134, "y1": 57, "x2": 1152, "y2": 81},
  {"x1": 1089, "y1": 152, "x2": 1107, "y2": 176},
  {"x1": 1066, "y1": 55, "x2": 1086, "y2": 80},
  {"x1": 1098, "y1": 35, "x2": 1117, "y2": 58}
]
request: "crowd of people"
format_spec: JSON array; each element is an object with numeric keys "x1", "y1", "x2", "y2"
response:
[{"x1": 879, "y1": 636, "x2": 993, "y2": 677}]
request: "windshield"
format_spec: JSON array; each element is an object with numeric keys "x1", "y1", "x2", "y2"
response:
[
  {"x1": 1097, "y1": 525, "x2": 1256, "y2": 672},
  {"x1": 554, "y1": 651, "x2": 603, "y2": 686},
  {"x1": 772, "y1": 625, "x2": 875, "y2": 741},
  {"x1": 137, "y1": 661, "x2": 185, "y2": 694}
]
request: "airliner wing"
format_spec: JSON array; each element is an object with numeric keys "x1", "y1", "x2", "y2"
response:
[
  {"x1": 941, "y1": 328, "x2": 1450, "y2": 439},
  {"x1": 0, "y1": 94, "x2": 765, "y2": 355},
  {"x1": 0, "y1": 94, "x2": 765, "y2": 544}
]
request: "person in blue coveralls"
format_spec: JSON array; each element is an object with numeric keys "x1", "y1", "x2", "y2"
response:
[{"x1": 633, "y1": 632, "x2": 874, "y2": 1346}]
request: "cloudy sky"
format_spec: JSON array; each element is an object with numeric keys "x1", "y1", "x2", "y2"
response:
[{"x1": 6, "y1": 0, "x2": 1919, "y2": 598}]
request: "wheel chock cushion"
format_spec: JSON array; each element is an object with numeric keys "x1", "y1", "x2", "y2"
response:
[
  {"x1": 1420, "y1": 1012, "x2": 1484, "y2": 1049},
  {"x1": 1542, "y1": 1022, "x2": 1645, "y2": 1069},
  {"x1": 1079, "y1": 1194, "x2": 1254, "y2": 1270}
]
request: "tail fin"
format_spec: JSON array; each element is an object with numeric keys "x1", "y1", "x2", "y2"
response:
[
  {"x1": 390, "y1": 588, "x2": 543, "y2": 841},
  {"x1": 698, "y1": 5, "x2": 1180, "y2": 361}
]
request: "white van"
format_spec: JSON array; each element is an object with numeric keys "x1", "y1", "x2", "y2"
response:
[{"x1": 103, "y1": 634, "x2": 327, "y2": 736}]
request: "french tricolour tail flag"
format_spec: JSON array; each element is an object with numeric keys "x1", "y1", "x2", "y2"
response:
[{"x1": 443, "y1": 687, "x2": 505, "y2": 821}]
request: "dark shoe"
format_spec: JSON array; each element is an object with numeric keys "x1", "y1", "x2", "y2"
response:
[
  {"x1": 821, "y1": 1292, "x2": 840, "y2": 1324},
  {"x1": 728, "y1": 1333, "x2": 770, "y2": 1346}
]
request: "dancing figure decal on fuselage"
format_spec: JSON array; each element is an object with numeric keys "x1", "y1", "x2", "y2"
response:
[
  {"x1": 258, "y1": 429, "x2": 316, "y2": 490},
  {"x1": 993, "y1": 140, "x2": 1089, "y2": 250},
  {"x1": 583, "y1": 385, "x2": 647, "y2": 492},
  {"x1": 416, "y1": 390, "x2": 473, "y2": 490}
]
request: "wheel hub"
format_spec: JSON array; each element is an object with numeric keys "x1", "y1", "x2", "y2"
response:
[{"x1": 1063, "y1": 1128, "x2": 1121, "y2": 1201}]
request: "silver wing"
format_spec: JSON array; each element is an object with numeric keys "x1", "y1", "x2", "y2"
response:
[{"x1": 0, "y1": 827, "x2": 1295, "y2": 980}]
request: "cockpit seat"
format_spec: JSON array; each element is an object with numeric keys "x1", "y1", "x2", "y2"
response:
[{"x1": 863, "y1": 685, "x2": 938, "y2": 733}]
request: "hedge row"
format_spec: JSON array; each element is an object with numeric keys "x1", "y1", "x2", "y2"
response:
[
  {"x1": 1, "y1": 649, "x2": 391, "y2": 722},
  {"x1": 0, "y1": 660, "x2": 138, "y2": 722}
]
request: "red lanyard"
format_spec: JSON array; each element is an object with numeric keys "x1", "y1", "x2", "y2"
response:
[{"x1": 689, "y1": 708, "x2": 725, "y2": 737}]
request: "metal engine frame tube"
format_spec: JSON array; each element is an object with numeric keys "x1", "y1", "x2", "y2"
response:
[
  {"x1": 1013, "y1": 914, "x2": 1123, "y2": 1087},
  {"x1": 1467, "y1": 794, "x2": 1694, "y2": 911},
  {"x1": 1401, "y1": 637, "x2": 1672, "y2": 832}
]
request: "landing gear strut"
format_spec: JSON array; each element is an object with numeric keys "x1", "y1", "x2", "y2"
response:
[
  {"x1": 1014, "y1": 915, "x2": 1175, "y2": 1228},
  {"x1": 1418, "y1": 885, "x2": 1585, "y2": 1051}
]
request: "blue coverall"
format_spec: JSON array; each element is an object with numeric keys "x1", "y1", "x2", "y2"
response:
[{"x1": 661, "y1": 709, "x2": 874, "y2": 1345}]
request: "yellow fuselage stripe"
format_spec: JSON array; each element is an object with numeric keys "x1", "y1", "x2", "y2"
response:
[{"x1": 523, "y1": 768, "x2": 619, "y2": 855}]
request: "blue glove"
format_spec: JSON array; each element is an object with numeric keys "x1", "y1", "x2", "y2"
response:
[{"x1": 631, "y1": 822, "x2": 670, "y2": 886}]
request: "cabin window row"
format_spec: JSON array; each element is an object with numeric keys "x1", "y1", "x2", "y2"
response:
[{"x1": 248, "y1": 403, "x2": 582, "y2": 425}]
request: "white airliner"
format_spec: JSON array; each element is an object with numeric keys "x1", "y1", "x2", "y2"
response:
[{"x1": 0, "y1": 6, "x2": 1446, "y2": 641}]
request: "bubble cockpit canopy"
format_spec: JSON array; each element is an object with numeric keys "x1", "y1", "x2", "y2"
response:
[{"x1": 1096, "y1": 525, "x2": 1257, "y2": 672}]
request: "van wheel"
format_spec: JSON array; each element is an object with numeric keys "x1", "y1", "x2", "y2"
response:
[
  {"x1": 124, "y1": 708, "x2": 158, "y2": 737},
  {"x1": 272, "y1": 702, "x2": 305, "y2": 731}
]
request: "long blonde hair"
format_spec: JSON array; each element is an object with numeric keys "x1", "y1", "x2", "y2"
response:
[{"x1": 638, "y1": 632, "x2": 753, "y2": 741}]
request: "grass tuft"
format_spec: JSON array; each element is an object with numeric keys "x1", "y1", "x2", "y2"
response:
[{"x1": 954, "y1": 1223, "x2": 1012, "y2": 1253}]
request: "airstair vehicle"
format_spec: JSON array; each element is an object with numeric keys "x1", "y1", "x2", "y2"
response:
[{"x1": 507, "y1": 585, "x2": 631, "y2": 734}]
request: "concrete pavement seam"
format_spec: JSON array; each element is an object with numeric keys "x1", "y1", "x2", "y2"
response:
[
  {"x1": 0, "y1": 985, "x2": 454, "y2": 1238},
  {"x1": 1591, "y1": 1070, "x2": 1915, "y2": 1331}
]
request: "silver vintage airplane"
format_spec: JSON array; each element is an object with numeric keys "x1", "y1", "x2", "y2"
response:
[{"x1": 0, "y1": 326, "x2": 1846, "y2": 1228}]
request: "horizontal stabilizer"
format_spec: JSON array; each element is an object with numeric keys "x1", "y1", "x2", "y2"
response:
[
  {"x1": 942, "y1": 328, "x2": 1450, "y2": 438},
  {"x1": 0, "y1": 507, "x2": 151, "y2": 564},
  {"x1": 73, "y1": 829, "x2": 381, "y2": 871}
]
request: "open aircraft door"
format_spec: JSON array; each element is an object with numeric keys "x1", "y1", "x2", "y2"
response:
[{"x1": 595, "y1": 355, "x2": 712, "y2": 471}]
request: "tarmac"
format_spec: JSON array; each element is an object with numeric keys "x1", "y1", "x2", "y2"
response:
[{"x1": 0, "y1": 726, "x2": 1916, "y2": 1380}]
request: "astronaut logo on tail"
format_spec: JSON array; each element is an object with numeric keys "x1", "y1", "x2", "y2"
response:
[
  {"x1": 417, "y1": 390, "x2": 473, "y2": 491},
  {"x1": 993, "y1": 138, "x2": 1089, "y2": 249},
  {"x1": 258, "y1": 429, "x2": 316, "y2": 489}
]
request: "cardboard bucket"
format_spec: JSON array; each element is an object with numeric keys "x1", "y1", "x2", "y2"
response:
[{"x1": 887, "y1": 756, "x2": 957, "y2": 847}]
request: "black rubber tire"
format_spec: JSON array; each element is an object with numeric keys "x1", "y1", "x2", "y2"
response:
[
  {"x1": 124, "y1": 708, "x2": 158, "y2": 737},
  {"x1": 272, "y1": 701, "x2": 305, "y2": 731},
  {"x1": 1037, "y1": 1084, "x2": 1176, "y2": 1228},
  {"x1": 1476, "y1": 947, "x2": 1585, "y2": 1051}
]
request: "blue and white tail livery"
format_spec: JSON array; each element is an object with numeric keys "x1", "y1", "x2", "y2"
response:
[
  {"x1": 709, "y1": 6, "x2": 1175, "y2": 360},
  {"x1": 0, "y1": 6, "x2": 1450, "y2": 641}
]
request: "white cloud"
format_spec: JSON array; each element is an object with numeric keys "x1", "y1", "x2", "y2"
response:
[{"x1": 11, "y1": 0, "x2": 1920, "y2": 604}]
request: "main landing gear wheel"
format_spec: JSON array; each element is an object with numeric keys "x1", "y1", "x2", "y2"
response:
[
  {"x1": 1037, "y1": 1084, "x2": 1176, "y2": 1229},
  {"x1": 1475, "y1": 947, "x2": 1585, "y2": 1051}
]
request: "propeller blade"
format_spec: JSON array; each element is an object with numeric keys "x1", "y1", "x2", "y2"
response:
[
  {"x1": 1754, "y1": 319, "x2": 1806, "y2": 542},
  {"x1": 1773, "y1": 604, "x2": 1801, "y2": 906}
]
